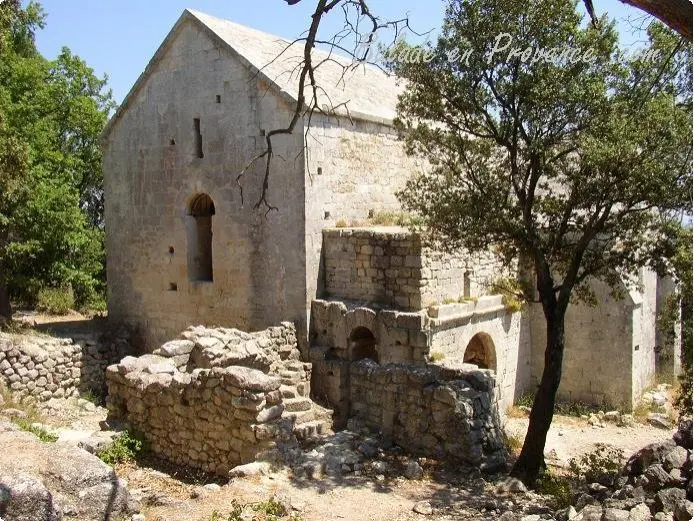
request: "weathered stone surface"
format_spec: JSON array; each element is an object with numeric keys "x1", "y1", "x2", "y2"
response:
[
  {"x1": 625, "y1": 441, "x2": 677, "y2": 476},
  {"x1": 0, "y1": 421, "x2": 131, "y2": 520},
  {"x1": 656, "y1": 488, "x2": 687, "y2": 513},
  {"x1": 159, "y1": 339, "x2": 195, "y2": 357},
  {"x1": 663, "y1": 447, "x2": 689, "y2": 472},
  {"x1": 223, "y1": 366, "x2": 281, "y2": 392},
  {"x1": 628, "y1": 503, "x2": 652, "y2": 521},
  {"x1": 674, "y1": 420, "x2": 693, "y2": 450},
  {"x1": 674, "y1": 500, "x2": 693, "y2": 521}
]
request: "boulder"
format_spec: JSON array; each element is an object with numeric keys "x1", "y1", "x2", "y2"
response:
[
  {"x1": 656, "y1": 488, "x2": 687, "y2": 513},
  {"x1": 624, "y1": 441, "x2": 677, "y2": 476},
  {"x1": 628, "y1": 503, "x2": 652, "y2": 521},
  {"x1": 674, "y1": 500, "x2": 693, "y2": 521},
  {"x1": 674, "y1": 420, "x2": 693, "y2": 450},
  {"x1": 664, "y1": 447, "x2": 690, "y2": 472},
  {"x1": 645, "y1": 464, "x2": 677, "y2": 490},
  {"x1": 159, "y1": 339, "x2": 195, "y2": 357},
  {"x1": 0, "y1": 424, "x2": 132, "y2": 520}
]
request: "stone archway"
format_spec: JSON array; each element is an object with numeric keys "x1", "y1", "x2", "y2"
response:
[
  {"x1": 349, "y1": 327, "x2": 379, "y2": 363},
  {"x1": 463, "y1": 332, "x2": 497, "y2": 371}
]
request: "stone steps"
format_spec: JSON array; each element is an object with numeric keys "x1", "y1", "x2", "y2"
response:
[
  {"x1": 283, "y1": 397, "x2": 313, "y2": 413},
  {"x1": 280, "y1": 385, "x2": 298, "y2": 399},
  {"x1": 293, "y1": 419, "x2": 332, "y2": 442}
]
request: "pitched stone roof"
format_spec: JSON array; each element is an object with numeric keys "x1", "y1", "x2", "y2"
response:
[
  {"x1": 188, "y1": 10, "x2": 403, "y2": 124},
  {"x1": 102, "y1": 9, "x2": 402, "y2": 141}
]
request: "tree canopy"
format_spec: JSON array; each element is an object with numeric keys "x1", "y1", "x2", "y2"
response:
[
  {"x1": 390, "y1": 0, "x2": 692, "y2": 484},
  {"x1": 0, "y1": 1, "x2": 114, "y2": 318}
]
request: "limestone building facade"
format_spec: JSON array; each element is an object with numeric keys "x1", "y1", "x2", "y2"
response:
[{"x1": 102, "y1": 9, "x2": 680, "y2": 412}]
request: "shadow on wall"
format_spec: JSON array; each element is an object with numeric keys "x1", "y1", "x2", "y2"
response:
[{"x1": 463, "y1": 332, "x2": 497, "y2": 371}]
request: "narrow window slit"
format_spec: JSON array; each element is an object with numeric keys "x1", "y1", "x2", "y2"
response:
[{"x1": 194, "y1": 118, "x2": 204, "y2": 158}]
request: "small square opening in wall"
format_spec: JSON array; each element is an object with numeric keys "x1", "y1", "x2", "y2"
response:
[
  {"x1": 170, "y1": 138, "x2": 176, "y2": 146},
  {"x1": 368, "y1": 209, "x2": 374, "y2": 218},
  {"x1": 216, "y1": 95, "x2": 221, "y2": 103},
  {"x1": 260, "y1": 129, "x2": 266, "y2": 136},
  {"x1": 317, "y1": 167, "x2": 323, "y2": 175},
  {"x1": 168, "y1": 283, "x2": 178, "y2": 292},
  {"x1": 168, "y1": 246, "x2": 175, "y2": 255},
  {"x1": 324, "y1": 211, "x2": 331, "y2": 220}
]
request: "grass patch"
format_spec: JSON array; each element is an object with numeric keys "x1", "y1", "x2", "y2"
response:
[
  {"x1": 429, "y1": 351, "x2": 445, "y2": 362},
  {"x1": 367, "y1": 211, "x2": 423, "y2": 228},
  {"x1": 514, "y1": 392, "x2": 535, "y2": 409},
  {"x1": 14, "y1": 418, "x2": 58, "y2": 442},
  {"x1": 79, "y1": 388, "x2": 106, "y2": 407},
  {"x1": 442, "y1": 297, "x2": 457, "y2": 305},
  {"x1": 554, "y1": 400, "x2": 599, "y2": 417},
  {"x1": 505, "y1": 433, "x2": 523, "y2": 453},
  {"x1": 97, "y1": 430, "x2": 146, "y2": 466},
  {"x1": 36, "y1": 286, "x2": 75, "y2": 315},
  {"x1": 210, "y1": 497, "x2": 303, "y2": 521},
  {"x1": 334, "y1": 219, "x2": 348, "y2": 228}
]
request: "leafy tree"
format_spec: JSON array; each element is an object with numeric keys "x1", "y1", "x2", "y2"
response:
[
  {"x1": 0, "y1": 1, "x2": 113, "y2": 319},
  {"x1": 391, "y1": 0, "x2": 691, "y2": 485}
]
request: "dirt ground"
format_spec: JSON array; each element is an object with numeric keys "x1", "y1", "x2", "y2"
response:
[{"x1": 113, "y1": 413, "x2": 674, "y2": 521}]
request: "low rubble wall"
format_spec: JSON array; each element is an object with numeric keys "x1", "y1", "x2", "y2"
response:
[
  {"x1": 349, "y1": 361, "x2": 505, "y2": 468},
  {"x1": 0, "y1": 331, "x2": 129, "y2": 402},
  {"x1": 106, "y1": 323, "x2": 328, "y2": 476}
]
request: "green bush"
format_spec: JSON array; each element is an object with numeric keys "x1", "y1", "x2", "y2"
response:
[
  {"x1": 675, "y1": 368, "x2": 692, "y2": 419},
  {"x1": 569, "y1": 443, "x2": 624, "y2": 485},
  {"x1": 97, "y1": 431, "x2": 144, "y2": 466},
  {"x1": 536, "y1": 471, "x2": 573, "y2": 508},
  {"x1": 36, "y1": 286, "x2": 74, "y2": 315}
]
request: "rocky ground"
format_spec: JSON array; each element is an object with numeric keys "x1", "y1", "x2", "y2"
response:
[{"x1": 0, "y1": 391, "x2": 688, "y2": 521}]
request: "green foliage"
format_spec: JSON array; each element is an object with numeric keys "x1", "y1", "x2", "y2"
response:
[
  {"x1": 442, "y1": 296, "x2": 457, "y2": 304},
  {"x1": 210, "y1": 497, "x2": 302, "y2": 521},
  {"x1": 555, "y1": 400, "x2": 598, "y2": 417},
  {"x1": 429, "y1": 351, "x2": 445, "y2": 362},
  {"x1": 97, "y1": 431, "x2": 144, "y2": 466},
  {"x1": 252, "y1": 497, "x2": 288, "y2": 519},
  {"x1": 14, "y1": 418, "x2": 57, "y2": 442},
  {"x1": 515, "y1": 392, "x2": 535, "y2": 409},
  {"x1": 536, "y1": 471, "x2": 573, "y2": 509},
  {"x1": 675, "y1": 368, "x2": 692, "y2": 419},
  {"x1": 367, "y1": 211, "x2": 423, "y2": 228},
  {"x1": 0, "y1": 3, "x2": 113, "y2": 317},
  {"x1": 568, "y1": 444, "x2": 624, "y2": 485},
  {"x1": 36, "y1": 286, "x2": 74, "y2": 315}
]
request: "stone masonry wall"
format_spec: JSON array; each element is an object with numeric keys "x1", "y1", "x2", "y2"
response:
[
  {"x1": 323, "y1": 228, "x2": 513, "y2": 311},
  {"x1": 0, "y1": 332, "x2": 129, "y2": 402},
  {"x1": 104, "y1": 18, "x2": 307, "y2": 350},
  {"x1": 106, "y1": 323, "x2": 331, "y2": 475},
  {"x1": 349, "y1": 360, "x2": 505, "y2": 468}
]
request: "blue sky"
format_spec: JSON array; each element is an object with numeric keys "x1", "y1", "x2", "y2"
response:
[{"x1": 30, "y1": 0, "x2": 654, "y2": 104}]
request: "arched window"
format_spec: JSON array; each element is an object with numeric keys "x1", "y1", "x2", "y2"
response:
[
  {"x1": 463, "y1": 332, "x2": 497, "y2": 371},
  {"x1": 187, "y1": 193, "x2": 215, "y2": 282},
  {"x1": 349, "y1": 327, "x2": 379, "y2": 363}
]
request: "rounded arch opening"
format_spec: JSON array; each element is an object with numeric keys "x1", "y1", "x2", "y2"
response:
[
  {"x1": 349, "y1": 327, "x2": 378, "y2": 364},
  {"x1": 186, "y1": 193, "x2": 215, "y2": 282},
  {"x1": 463, "y1": 332, "x2": 497, "y2": 371}
]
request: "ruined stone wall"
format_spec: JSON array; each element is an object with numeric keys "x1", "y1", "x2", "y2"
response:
[
  {"x1": 428, "y1": 296, "x2": 533, "y2": 413},
  {"x1": 349, "y1": 360, "x2": 505, "y2": 468},
  {"x1": 303, "y1": 117, "x2": 424, "y2": 334},
  {"x1": 106, "y1": 323, "x2": 330, "y2": 475},
  {"x1": 104, "y1": 18, "x2": 306, "y2": 349},
  {"x1": 530, "y1": 276, "x2": 638, "y2": 408},
  {"x1": 323, "y1": 228, "x2": 513, "y2": 311},
  {"x1": 0, "y1": 333, "x2": 129, "y2": 402}
]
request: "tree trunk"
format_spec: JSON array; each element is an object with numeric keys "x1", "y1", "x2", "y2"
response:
[
  {"x1": 510, "y1": 306, "x2": 566, "y2": 486},
  {"x1": 0, "y1": 276, "x2": 11, "y2": 322},
  {"x1": 618, "y1": 0, "x2": 692, "y2": 42}
]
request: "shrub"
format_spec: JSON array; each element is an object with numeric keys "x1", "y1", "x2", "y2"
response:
[
  {"x1": 442, "y1": 297, "x2": 457, "y2": 304},
  {"x1": 515, "y1": 392, "x2": 535, "y2": 409},
  {"x1": 536, "y1": 471, "x2": 573, "y2": 508},
  {"x1": 335, "y1": 219, "x2": 348, "y2": 228},
  {"x1": 97, "y1": 431, "x2": 144, "y2": 466},
  {"x1": 569, "y1": 443, "x2": 624, "y2": 486},
  {"x1": 675, "y1": 368, "x2": 693, "y2": 419},
  {"x1": 36, "y1": 286, "x2": 74, "y2": 315},
  {"x1": 367, "y1": 211, "x2": 423, "y2": 228},
  {"x1": 252, "y1": 496, "x2": 287, "y2": 520}
]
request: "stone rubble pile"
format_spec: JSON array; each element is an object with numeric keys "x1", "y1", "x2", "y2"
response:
[{"x1": 556, "y1": 419, "x2": 692, "y2": 521}]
